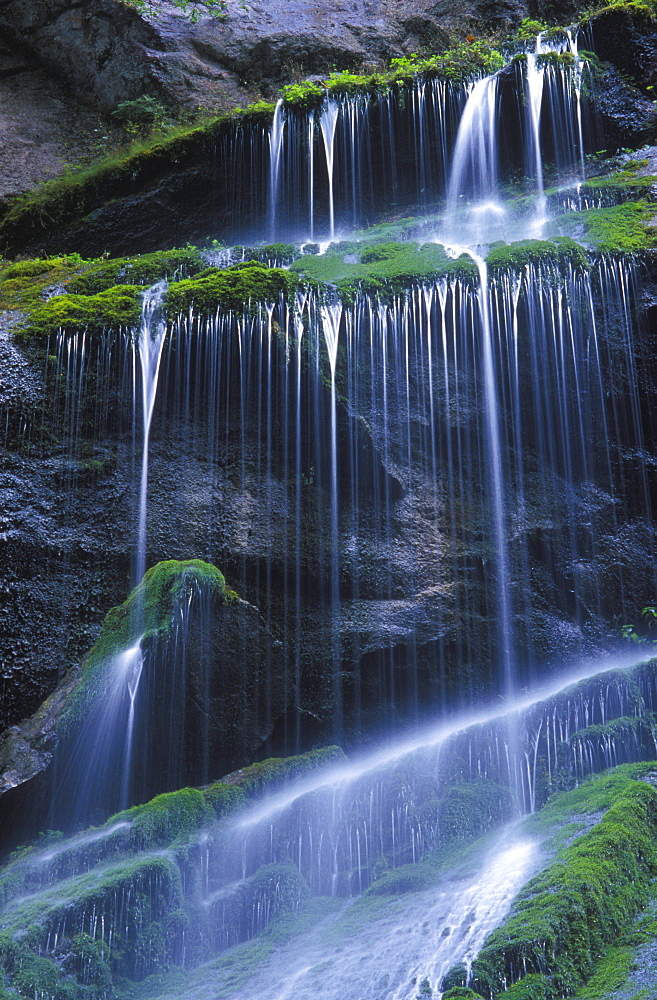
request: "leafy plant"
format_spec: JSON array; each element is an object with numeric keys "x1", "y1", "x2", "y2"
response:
[
  {"x1": 112, "y1": 95, "x2": 171, "y2": 132},
  {"x1": 622, "y1": 605, "x2": 657, "y2": 644}
]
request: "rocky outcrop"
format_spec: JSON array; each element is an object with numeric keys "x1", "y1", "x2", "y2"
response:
[{"x1": 0, "y1": 559, "x2": 287, "y2": 848}]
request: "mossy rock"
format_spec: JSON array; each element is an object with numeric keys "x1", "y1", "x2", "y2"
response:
[
  {"x1": 17, "y1": 284, "x2": 145, "y2": 339},
  {"x1": 165, "y1": 263, "x2": 299, "y2": 317},
  {"x1": 548, "y1": 201, "x2": 657, "y2": 252},
  {"x1": 88, "y1": 559, "x2": 227, "y2": 667},
  {"x1": 0, "y1": 254, "x2": 95, "y2": 312},
  {"x1": 442, "y1": 989, "x2": 486, "y2": 1000},
  {"x1": 486, "y1": 237, "x2": 589, "y2": 272},
  {"x1": 66, "y1": 247, "x2": 205, "y2": 294},
  {"x1": 220, "y1": 745, "x2": 346, "y2": 795},
  {"x1": 501, "y1": 975, "x2": 550, "y2": 999},
  {"x1": 290, "y1": 240, "x2": 478, "y2": 303},
  {"x1": 469, "y1": 772, "x2": 657, "y2": 997}
]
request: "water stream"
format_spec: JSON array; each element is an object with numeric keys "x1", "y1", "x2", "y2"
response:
[{"x1": 2, "y1": 27, "x2": 656, "y2": 1000}]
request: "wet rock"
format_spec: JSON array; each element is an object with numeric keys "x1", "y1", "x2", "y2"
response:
[{"x1": 594, "y1": 66, "x2": 657, "y2": 151}]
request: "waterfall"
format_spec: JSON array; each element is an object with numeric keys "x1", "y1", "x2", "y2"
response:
[
  {"x1": 269, "y1": 99, "x2": 286, "y2": 241},
  {"x1": 444, "y1": 73, "x2": 501, "y2": 238},
  {"x1": 320, "y1": 100, "x2": 340, "y2": 241},
  {"x1": 135, "y1": 280, "x2": 168, "y2": 587},
  {"x1": 3, "y1": 25, "x2": 656, "y2": 1000}
]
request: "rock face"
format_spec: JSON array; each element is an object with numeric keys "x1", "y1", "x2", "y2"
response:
[
  {"x1": 0, "y1": 559, "x2": 287, "y2": 847},
  {"x1": 0, "y1": 0, "x2": 490, "y2": 116}
]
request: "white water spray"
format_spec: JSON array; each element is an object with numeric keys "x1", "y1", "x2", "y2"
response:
[
  {"x1": 269, "y1": 99, "x2": 286, "y2": 241},
  {"x1": 135, "y1": 281, "x2": 168, "y2": 586},
  {"x1": 320, "y1": 100, "x2": 340, "y2": 241}
]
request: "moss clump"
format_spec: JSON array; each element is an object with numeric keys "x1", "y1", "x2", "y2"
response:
[
  {"x1": 486, "y1": 238, "x2": 589, "y2": 272},
  {"x1": 67, "y1": 247, "x2": 205, "y2": 294},
  {"x1": 573, "y1": 946, "x2": 634, "y2": 998},
  {"x1": 290, "y1": 240, "x2": 478, "y2": 303},
  {"x1": 221, "y1": 745, "x2": 346, "y2": 794},
  {"x1": 469, "y1": 772, "x2": 657, "y2": 998},
  {"x1": 18, "y1": 284, "x2": 145, "y2": 339},
  {"x1": 0, "y1": 253, "x2": 92, "y2": 311},
  {"x1": 82, "y1": 559, "x2": 229, "y2": 677},
  {"x1": 548, "y1": 200, "x2": 657, "y2": 252},
  {"x1": 501, "y1": 976, "x2": 550, "y2": 1000},
  {"x1": 442, "y1": 990, "x2": 486, "y2": 1000},
  {"x1": 365, "y1": 859, "x2": 439, "y2": 896},
  {"x1": 232, "y1": 243, "x2": 299, "y2": 266},
  {"x1": 118, "y1": 787, "x2": 215, "y2": 848},
  {"x1": 432, "y1": 781, "x2": 518, "y2": 842},
  {"x1": 584, "y1": 0, "x2": 657, "y2": 25},
  {"x1": 165, "y1": 263, "x2": 299, "y2": 316}
]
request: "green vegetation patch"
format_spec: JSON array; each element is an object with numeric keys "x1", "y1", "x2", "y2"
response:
[
  {"x1": 165, "y1": 262, "x2": 299, "y2": 316},
  {"x1": 221, "y1": 745, "x2": 346, "y2": 795},
  {"x1": 280, "y1": 39, "x2": 505, "y2": 112},
  {"x1": 290, "y1": 240, "x2": 478, "y2": 303},
  {"x1": 0, "y1": 253, "x2": 91, "y2": 311},
  {"x1": 468, "y1": 768, "x2": 657, "y2": 998},
  {"x1": 486, "y1": 237, "x2": 589, "y2": 272},
  {"x1": 573, "y1": 945, "x2": 635, "y2": 998},
  {"x1": 19, "y1": 284, "x2": 145, "y2": 339},
  {"x1": 67, "y1": 247, "x2": 205, "y2": 294},
  {"x1": 584, "y1": 0, "x2": 657, "y2": 27},
  {"x1": 548, "y1": 200, "x2": 657, "y2": 252},
  {"x1": 90, "y1": 558, "x2": 227, "y2": 661}
]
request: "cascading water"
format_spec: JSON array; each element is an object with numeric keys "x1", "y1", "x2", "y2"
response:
[
  {"x1": 269, "y1": 99, "x2": 286, "y2": 241},
  {"x1": 444, "y1": 73, "x2": 501, "y2": 236},
  {"x1": 319, "y1": 100, "x2": 340, "y2": 241},
  {"x1": 135, "y1": 280, "x2": 168, "y2": 587},
  {"x1": 2, "y1": 24, "x2": 656, "y2": 1000}
]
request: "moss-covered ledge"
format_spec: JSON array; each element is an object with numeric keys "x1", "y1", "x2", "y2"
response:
[
  {"x1": 448, "y1": 764, "x2": 657, "y2": 999},
  {"x1": 10, "y1": 259, "x2": 299, "y2": 340},
  {"x1": 485, "y1": 237, "x2": 590, "y2": 273},
  {"x1": 82, "y1": 559, "x2": 231, "y2": 674},
  {"x1": 289, "y1": 240, "x2": 479, "y2": 303},
  {"x1": 547, "y1": 200, "x2": 657, "y2": 252}
]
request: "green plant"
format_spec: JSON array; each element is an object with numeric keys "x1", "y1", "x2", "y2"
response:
[
  {"x1": 112, "y1": 95, "x2": 171, "y2": 132},
  {"x1": 622, "y1": 605, "x2": 657, "y2": 644}
]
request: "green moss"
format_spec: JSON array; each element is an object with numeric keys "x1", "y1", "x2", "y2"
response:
[
  {"x1": 290, "y1": 240, "x2": 478, "y2": 303},
  {"x1": 573, "y1": 946, "x2": 634, "y2": 998},
  {"x1": 524, "y1": 761, "x2": 657, "y2": 834},
  {"x1": 116, "y1": 788, "x2": 215, "y2": 848},
  {"x1": 0, "y1": 100, "x2": 275, "y2": 255},
  {"x1": 220, "y1": 745, "x2": 346, "y2": 795},
  {"x1": 232, "y1": 243, "x2": 299, "y2": 266},
  {"x1": 486, "y1": 238, "x2": 589, "y2": 272},
  {"x1": 501, "y1": 975, "x2": 550, "y2": 1000},
  {"x1": 92, "y1": 559, "x2": 226, "y2": 659},
  {"x1": 67, "y1": 247, "x2": 205, "y2": 294},
  {"x1": 165, "y1": 263, "x2": 299, "y2": 316},
  {"x1": 469, "y1": 772, "x2": 657, "y2": 998},
  {"x1": 548, "y1": 200, "x2": 657, "y2": 252},
  {"x1": 570, "y1": 713, "x2": 655, "y2": 747},
  {"x1": 0, "y1": 254, "x2": 93, "y2": 311},
  {"x1": 365, "y1": 859, "x2": 440, "y2": 896},
  {"x1": 18, "y1": 284, "x2": 145, "y2": 339},
  {"x1": 386, "y1": 39, "x2": 505, "y2": 85},
  {"x1": 442, "y1": 990, "x2": 486, "y2": 1000},
  {"x1": 584, "y1": 0, "x2": 657, "y2": 25}
]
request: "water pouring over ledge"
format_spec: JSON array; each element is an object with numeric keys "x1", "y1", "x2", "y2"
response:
[{"x1": 1, "y1": 24, "x2": 656, "y2": 1000}]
